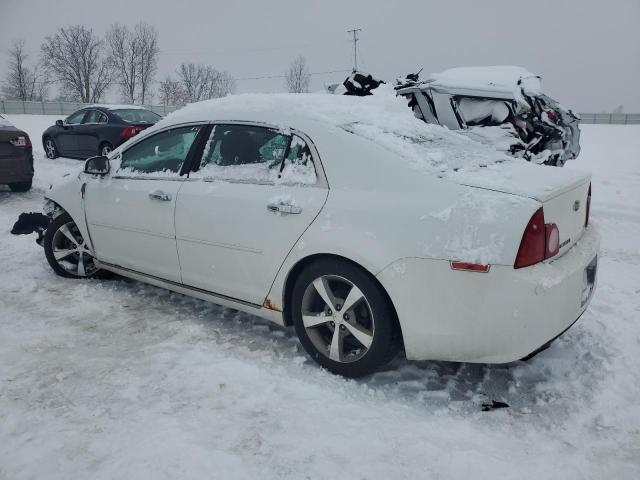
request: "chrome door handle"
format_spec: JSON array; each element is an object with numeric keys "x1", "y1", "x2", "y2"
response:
[
  {"x1": 267, "y1": 202, "x2": 302, "y2": 214},
  {"x1": 149, "y1": 190, "x2": 172, "y2": 201}
]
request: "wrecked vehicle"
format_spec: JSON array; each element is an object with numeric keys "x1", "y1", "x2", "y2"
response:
[{"x1": 395, "y1": 66, "x2": 581, "y2": 166}]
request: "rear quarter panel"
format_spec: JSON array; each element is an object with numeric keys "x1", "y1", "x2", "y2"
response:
[{"x1": 265, "y1": 127, "x2": 541, "y2": 313}]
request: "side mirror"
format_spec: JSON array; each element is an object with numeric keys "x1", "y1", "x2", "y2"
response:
[
  {"x1": 55, "y1": 119, "x2": 64, "y2": 127},
  {"x1": 84, "y1": 156, "x2": 110, "y2": 175}
]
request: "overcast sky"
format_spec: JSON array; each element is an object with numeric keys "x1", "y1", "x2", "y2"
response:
[{"x1": 1, "y1": 0, "x2": 638, "y2": 111}]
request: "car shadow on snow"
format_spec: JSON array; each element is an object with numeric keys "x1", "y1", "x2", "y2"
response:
[{"x1": 96, "y1": 274, "x2": 610, "y2": 418}]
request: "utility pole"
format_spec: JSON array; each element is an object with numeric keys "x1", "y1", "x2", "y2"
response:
[{"x1": 347, "y1": 27, "x2": 362, "y2": 71}]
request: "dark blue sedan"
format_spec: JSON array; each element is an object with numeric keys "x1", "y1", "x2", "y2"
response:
[{"x1": 42, "y1": 105, "x2": 161, "y2": 159}]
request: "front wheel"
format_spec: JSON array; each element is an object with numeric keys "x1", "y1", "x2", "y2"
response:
[
  {"x1": 43, "y1": 212, "x2": 100, "y2": 278},
  {"x1": 44, "y1": 137, "x2": 58, "y2": 159},
  {"x1": 291, "y1": 259, "x2": 401, "y2": 377}
]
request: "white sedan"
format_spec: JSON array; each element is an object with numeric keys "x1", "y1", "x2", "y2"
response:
[{"x1": 41, "y1": 89, "x2": 599, "y2": 377}]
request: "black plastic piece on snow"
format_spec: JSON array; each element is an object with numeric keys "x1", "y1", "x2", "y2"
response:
[
  {"x1": 11, "y1": 212, "x2": 50, "y2": 235},
  {"x1": 481, "y1": 400, "x2": 510, "y2": 412}
]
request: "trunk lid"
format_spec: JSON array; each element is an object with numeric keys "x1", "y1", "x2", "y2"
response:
[
  {"x1": 0, "y1": 126, "x2": 25, "y2": 158},
  {"x1": 454, "y1": 162, "x2": 591, "y2": 256}
]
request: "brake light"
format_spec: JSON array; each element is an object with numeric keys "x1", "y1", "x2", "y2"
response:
[
  {"x1": 450, "y1": 261, "x2": 490, "y2": 273},
  {"x1": 10, "y1": 135, "x2": 31, "y2": 147},
  {"x1": 120, "y1": 126, "x2": 144, "y2": 138},
  {"x1": 585, "y1": 183, "x2": 591, "y2": 227},
  {"x1": 515, "y1": 208, "x2": 545, "y2": 268},
  {"x1": 514, "y1": 207, "x2": 562, "y2": 268}
]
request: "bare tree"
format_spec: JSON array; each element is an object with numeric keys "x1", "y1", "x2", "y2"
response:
[
  {"x1": 285, "y1": 55, "x2": 311, "y2": 93},
  {"x1": 209, "y1": 70, "x2": 236, "y2": 99},
  {"x1": 178, "y1": 63, "x2": 235, "y2": 103},
  {"x1": 135, "y1": 22, "x2": 159, "y2": 104},
  {"x1": 41, "y1": 25, "x2": 111, "y2": 103},
  {"x1": 3, "y1": 40, "x2": 45, "y2": 100},
  {"x1": 106, "y1": 23, "x2": 138, "y2": 103},
  {"x1": 158, "y1": 75, "x2": 184, "y2": 106}
]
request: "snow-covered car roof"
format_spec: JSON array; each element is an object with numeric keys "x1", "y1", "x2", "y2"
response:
[
  {"x1": 427, "y1": 66, "x2": 543, "y2": 99},
  {"x1": 146, "y1": 85, "x2": 512, "y2": 174}
]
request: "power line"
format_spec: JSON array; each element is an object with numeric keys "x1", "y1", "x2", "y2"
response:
[
  {"x1": 347, "y1": 28, "x2": 362, "y2": 71},
  {"x1": 159, "y1": 40, "x2": 348, "y2": 57}
]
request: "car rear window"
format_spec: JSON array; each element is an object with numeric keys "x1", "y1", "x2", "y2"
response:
[{"x1": 112, "y1": 109, "x2": 161, "y2": 124}]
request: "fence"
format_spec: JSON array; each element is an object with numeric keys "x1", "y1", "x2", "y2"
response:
[
  {"x1": 1, "y1": 99, "x2": 639, "y2": 124},
  {"x1": 0, "y1": 99, "x2": 179, "y2": 116},
  {"x1": 577, "y1": 113, "x2": 640, "y2": 125}
]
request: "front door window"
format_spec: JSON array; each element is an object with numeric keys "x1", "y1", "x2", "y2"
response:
[{"x1": 118, "y1": 125, "x2": 201, "y2": 175}]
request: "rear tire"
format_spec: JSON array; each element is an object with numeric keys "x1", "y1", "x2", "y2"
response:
[
  {"x1": 291, "y1": 258, "x2": 401, "y2": 377},
  {"x1": 44, "y1": 212, "x2": 100, "y2": 279},
  {"x1": 44, "y1": 137, "x2": 58, "y2": 159},
  {"x1": 9, "y1": 180, "x2": 32, "y2": 192}
]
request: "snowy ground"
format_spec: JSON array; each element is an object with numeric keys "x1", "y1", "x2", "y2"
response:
[{"x1": 1, "y1": 115, "x2": 639, "y2": 479}]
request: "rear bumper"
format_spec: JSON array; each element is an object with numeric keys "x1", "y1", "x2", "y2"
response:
[
  {"x1": 0, "y1": 151, "x2": 34, "y2": 184},
  {"x1": 377, "y1": 225, "x2": 599, "y2": 363}
]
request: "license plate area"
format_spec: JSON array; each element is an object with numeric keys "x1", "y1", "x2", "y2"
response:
[{"x1": 581, "y1": 255, "x2": 597, "y2": 307}]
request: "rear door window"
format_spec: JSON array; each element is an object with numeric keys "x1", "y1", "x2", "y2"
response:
[
  {"x1": 193, "y1": 124, "x2": 317, "y2": 184},
  {"x1": 83, "y1": 110, "x2": 107, "y2": 124}
]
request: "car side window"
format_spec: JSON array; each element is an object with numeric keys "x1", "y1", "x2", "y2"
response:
[
  {"x1": 118, "y1": 125, "x2": 201, "y2": 176},
  {"x1": 66, "y1": 110, "x2": 86, "y2": 125},
  {"x1": 83, "y1": 110, "x2": 106, "y2": 124},
  {"x1": 193, "y1": 124, "x2": 290, "y2": 182},
  {"x1": 192, "y1": 125, "x2": 318, "y2": 185},
  {"x1": 279, "y1": 134, "x2": 317, "y2": 184}
]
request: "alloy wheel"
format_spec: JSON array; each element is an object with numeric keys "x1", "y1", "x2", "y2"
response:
[
  {"x1": 301, "y1": 275, "x2": 375, "y2": 363},
  {"x1": 50, "y1": 220, "x2": 98, "y2": 277},
  {"x1": 45, "y1": 138, "x2": 56, "y2": 159}
]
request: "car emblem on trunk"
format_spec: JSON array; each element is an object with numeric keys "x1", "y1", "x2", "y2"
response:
[{"x1": 573, "y1": 200, "x2": 580, "y2": 211}]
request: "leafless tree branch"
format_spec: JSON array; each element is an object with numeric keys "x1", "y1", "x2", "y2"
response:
[
  {"x1": 285, "y1": 56, "x2": 311, "y2": 93},
  {"x1": 41, "y1": 25, "x2": 111, "y2": 103}
]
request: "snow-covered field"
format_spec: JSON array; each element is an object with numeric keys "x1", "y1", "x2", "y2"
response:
[{"x1": 1, "y1": 115, "x2": 639, "y2": 479}]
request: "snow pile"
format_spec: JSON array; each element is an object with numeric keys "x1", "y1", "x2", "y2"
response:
[{"x1": 0, "y1": 114, "x2": 15, "y2": 127}]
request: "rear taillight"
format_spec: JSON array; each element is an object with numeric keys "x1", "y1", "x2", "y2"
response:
[
  {"x1": 120, "y1": 126, "x2": 144, "y2": 138},
  {"x1": 585, "y1": 183, "x2": 591, "y2": 227},
  {"x1": 10, "y1": 135, "x2": 31, "y2": 147},
  {"x1": 515, "y1": 208, "x2": 545, "y2": 268},
  {"x1": 514, "y1": 208, "x2": 560, "y2": 269}
]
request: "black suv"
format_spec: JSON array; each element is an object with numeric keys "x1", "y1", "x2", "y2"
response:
[{"x1": 42, "y1": 105, "x2": 161, "y2": 160}]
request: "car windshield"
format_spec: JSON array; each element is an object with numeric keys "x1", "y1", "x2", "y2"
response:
[{"x1": 112, "y1": 109, "x2": 161, "y2": 124}]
